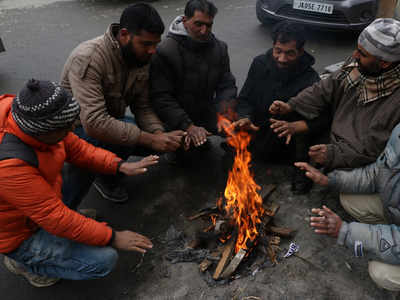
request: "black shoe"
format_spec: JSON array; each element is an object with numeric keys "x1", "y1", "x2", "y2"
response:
[
  {"x1": 291, "y1": 167, "x2": 313, "y2": 195},
  {"x1": 93, "y1": 177, "x2": 128, "y2": 203}
]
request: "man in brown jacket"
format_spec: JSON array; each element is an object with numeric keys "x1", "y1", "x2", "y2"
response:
[
  {"x1": 61, "y1": 4, "x2": 185, "y2": 203},
  {"x1": 270, "y1": 18, "x2": 400, "y2": 172}
]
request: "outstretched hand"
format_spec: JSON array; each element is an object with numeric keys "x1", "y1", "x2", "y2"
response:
[
  {"x1": 119, "y1": 155, "x2": 159, "y2": 176},
  {"x1": 309, "y1": 144, "x2": 328, "y2": 165},
  {"x1": 294, "y1": 162, "x2": 328, "y2": 186},
  {"x1": 113, "y1": 230, "x2": 153, "y2": 253},
  {"x1": 269, "y1": 100, "x2": 292, "y2": 115},
  {"x1": 310, "y1": 206, "x2": 343, "y2": 238},
  {"x1": 231, "y1": 118, "x2": 259, "y2": 132},
  {"x1": 270, "y1": 118, "x2": 295, "y2": 144}
]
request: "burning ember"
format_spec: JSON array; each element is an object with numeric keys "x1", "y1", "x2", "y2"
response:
[{"x1": 219, "y1": 117, "x2": 264, "y2": 253}]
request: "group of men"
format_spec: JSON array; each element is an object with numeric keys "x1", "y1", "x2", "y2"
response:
[{"x1": 1, "y1": 0, "x2": 400, "y2": 293}]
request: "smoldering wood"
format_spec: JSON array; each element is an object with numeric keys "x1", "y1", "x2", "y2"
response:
[
  {"x1": 264, "y1": 202, "x2": 280, "y2": 217},
  {"x1": 199, "y1": 259, "x2": 213, "y2": 273},
  {"x1": 260, "y1": 184, "x2": 277, "y2": 202},
  {"x1": 187, "y1": 206, "x2": 219, "y2": 221},
  {"x1": 266, "y1": 226, "x2": 295, "y2": 237}
]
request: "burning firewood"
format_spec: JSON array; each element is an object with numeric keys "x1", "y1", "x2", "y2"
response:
[{"x1": 213, "y1": 238, "x2": 235, "y2": 280}]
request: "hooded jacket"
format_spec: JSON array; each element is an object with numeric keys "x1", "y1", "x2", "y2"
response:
[
  {"x1": 0, "y1": 95, "x2": 119, "y2": 253},
  {"x1": 237, "y1": 49, "x2": 321, "y2": 129},
  {"x1": 61, "y1": 24, "x2": 164, "y2": 146},
  {"x1": 150, "y1": 16, "x2": 237, "y2": 132},
  {"x1": 327, "y1": 123, "x2": 400, "y2": 265}
]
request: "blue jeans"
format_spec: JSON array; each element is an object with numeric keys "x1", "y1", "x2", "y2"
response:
[{"x1": 62, "y1": 117, "x2": 140, "y2": 209}]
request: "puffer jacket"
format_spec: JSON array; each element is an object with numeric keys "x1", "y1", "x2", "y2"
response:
[
  {"x1": 328, "y1": 123, "x2": 400, "y2": 264},
  {"x1": 150, "y1": 16, "x2": 237, "y2": 133},
  {"x1": 61, "y1": 23, "x2": 164, "y2": 146},
  {"x1": 0, "y1": 95, "x2": 120, "y2": 253}
]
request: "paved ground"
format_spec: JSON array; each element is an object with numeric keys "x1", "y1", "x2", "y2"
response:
[{"x1": 0, "y1": 0, "x2": 394, "y2": 299}]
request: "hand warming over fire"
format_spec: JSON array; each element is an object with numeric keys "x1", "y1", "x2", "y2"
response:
[
  {"x1": 112, "y1": 230, "x2": 153, "y2": 253},
  {"x1": 310, "y1": 206, "x2": 343, "y2": 238},
  {"x1": 309, "y1": 144, "x2": 328, "y2": 165},
  {"x1": 270, "y1": 119, "x2": 309, "y2": 144},
  {"x1": 118, "y1": 155, "x2": 159, "y2": 176},
  {"x1": 231, "y1": 118, "x2": 259, "y2": 132},
  {"x1": 269, "y1": 100, "x2": 292, "y2": 115},
  {"x1": 186, "y1": 124, "x2": 212, "y2": 147},
  {"x1": 294, "y1": 162, "x2": 328, "y2": 186}
]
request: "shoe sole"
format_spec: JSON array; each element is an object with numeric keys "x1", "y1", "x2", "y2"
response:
[
  {"x1": 92, "y1": 182, "x2": 128, "y2": 203},
  {"x1": 4, "y1": 257, "x2": 59, "y2": 288}
]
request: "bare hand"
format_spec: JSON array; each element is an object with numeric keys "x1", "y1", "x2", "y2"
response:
[
  {"x1": 151, "y1": 130, "x2": 186, "y2": 152},
  {"x1": 231, "y1": 118, "x2": 259, "y2": 132},
  {"x1": 119, "y1": 155, "x2": 159, "y2": 176},
  {"x1": 309, "y1": 144, "x2": 328, "y2": 165},
  {"x1": 217, "y1": 117, "x2": 233, "y2": 134},
  {"x1": 270, "y1": 118, "x2": 296, "y2": 144},
  {"x1": 112, "y1": 230, "x2": 153, "y2": 253},
  {"x1": 269, "y1": 100, "x2": 292, "y2": 115},
  {"x1": 187, "y1": 125, "x2": 212, "y2": 147},
  {"x1": 310, "y1": 206, "x2": 342, "y2": 238},
  {"x1": 294, "y1": 162, "x2": 328, "y2": 186}
]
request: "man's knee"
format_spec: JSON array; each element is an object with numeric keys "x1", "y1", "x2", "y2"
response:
[
  {"x1": 369, "y1": 260, "x2": 400, "y2": 291},
  {"x1": 339, "y1": 193, "x2": 386, "y2": 224},
  {"x1": 90, "y1": 247, "x2": 118, "y2": 278}
]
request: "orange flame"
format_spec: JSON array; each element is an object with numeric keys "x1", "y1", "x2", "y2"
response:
[{"x1": 218, "y1": 114, "x2": 264, "y2": 253}]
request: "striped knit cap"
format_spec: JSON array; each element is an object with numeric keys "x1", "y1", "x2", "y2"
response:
[
  {"x1": 358, "y1": 18, "x2": 400, "y2": 62},
  {"x1": 12, "y1": 79, "x2": 80, "y2": 136}
]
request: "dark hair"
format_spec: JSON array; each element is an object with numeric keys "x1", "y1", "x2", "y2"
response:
[
  {"x1": 120, "y1": 3, "x2": 164, "y2": 35},
  {"x1": 271, "y1": 21, "x2": 306, "y2": 49},
  {"x1": 184, "y1": 0, "x2": 218, "y2": 18}
]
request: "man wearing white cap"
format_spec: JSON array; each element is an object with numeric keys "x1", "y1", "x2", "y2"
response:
[{"x1": 270, "y1": 18, "x2": 400, "y2": 172}]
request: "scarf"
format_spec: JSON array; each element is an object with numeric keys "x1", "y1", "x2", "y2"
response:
[{"x1": 338, "y1": 58, "x2": 400, "y2": 105}]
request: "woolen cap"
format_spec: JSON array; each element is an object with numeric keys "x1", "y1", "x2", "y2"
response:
[
  {"x1": 358, "y1": 18, "x2": 400, "y2": 62},
  {"x1": 12, "y1": 79, "x2": 80, "y2": 135}
]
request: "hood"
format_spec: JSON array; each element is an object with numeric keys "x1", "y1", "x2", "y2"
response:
[
  {"x1": 379, "y1": 123, "x2": 400, "y2": 170},
  {"x1": 169, "y1": 16, "x2": 189, "y2": 37}
]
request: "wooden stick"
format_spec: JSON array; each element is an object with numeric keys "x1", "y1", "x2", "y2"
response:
[
  {"x1": 187, "y1": 206, "x2": 218, "y2": 221},
  {"x1": 213, "y1": 238, "x2": 235, "y2": 280},
  {"x1": 260, "y1": 184, "x2": 277, "y2": 203},
  {"x1": 266, "y1": 226, "x2": 295, "y2": 237},
  {"x1": 220, "y1": 248, "x2": 247, "y2": 279},
  {"x1": 264, "y1": 202, "x2": 280, "y2": 217}
]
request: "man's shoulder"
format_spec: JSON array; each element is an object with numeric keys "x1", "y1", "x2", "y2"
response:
[{"x1": 69, "y1": 35, "x2": 105, "y2": 60}]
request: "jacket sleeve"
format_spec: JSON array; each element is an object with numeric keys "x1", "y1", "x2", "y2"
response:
[
  {"x1": 0, "y1": 160, "x2": 112, "y2": 246},
  {"x1": 337, "y1": 222, "x2": 400, "y2": 265},
  {"x1": 150, "y1": 51, "x2": 193, "y2": 131},
  {"x1": 63, "y1": 132, "x2": 120, "y2": 174},
  {"x1": 288, "y1": 74, "x2": 340, "y2": 120},
  {"x1": 129, "y1": 68, "x2": 165, "y2": 134},
  {"x1": 67, "y1": 54, "x2": 142, "y2": 146},
  {"x1": 325, "y1": 142, "x2": 378, "y2": 170},
  {"x1": 215, "y1": 42, "x2": 237, "y2": 104},
  {"x1": 236, "y1": 58, "x2": 259, "y2": 119},
  {"x1": 327, "y1": 161, "x2": 380, "y2": 194}
]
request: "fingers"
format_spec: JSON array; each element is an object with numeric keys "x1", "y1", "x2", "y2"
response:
[
  {"x1": 250, "y1": 124, "x2": 260, "y2": 131},
  {"x1": 294, "y1": 162, "x2": 313, "y2": 172},
  {"x1": 309, "y1": 144, "x2": 325, "y2": 152},
  {"x1": 285, "y1": 134, "x2": 292, "y2": 145}
]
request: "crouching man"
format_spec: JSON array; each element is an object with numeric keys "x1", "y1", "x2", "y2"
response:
[
  {"x1": 295, "y1": 122, "x2": 400, "y2": 291},
  {"x1": 0, "y1": 80, "x2": 158, "y2": 287}
]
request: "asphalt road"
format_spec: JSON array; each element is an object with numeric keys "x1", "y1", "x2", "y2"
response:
[{"x1": 0, "y1": 1, "x2": 370, "y2": 300}]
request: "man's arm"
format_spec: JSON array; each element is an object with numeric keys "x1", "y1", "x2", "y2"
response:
[
  {"x1": 68, "y1": 55, "x2": 142, "y2": 146},
  {"x1": 215, "y1": 42, "x2": 237, "y2": 112},
  {"x1": 129, "y1": 67, "x2": 165, "y2": 134},
  {"x1": 150, "y1": 51, "x2": 193, "y2": 131},
  {"x1": 0, "y1": 160, "x2": 112, "y2": 246}
]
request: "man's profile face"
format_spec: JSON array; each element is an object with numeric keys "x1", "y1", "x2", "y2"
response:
[
  {"x1": 352, "y1": 45, "x2": 386, "y2": 77},
  {"x1": 183, "y1": 10, "x2": 214, "y2": 42},
  {"x1": 120, "y1": 30, "x2": 161, "y2": 67},
  {"x1": 272, "y1": 40, "x2": 303, "y2": 69}
]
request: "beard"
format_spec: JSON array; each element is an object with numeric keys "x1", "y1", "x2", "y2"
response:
[
  {"x1": 121, "y1": 43, "x2": 149, "y2": 68},
  {"x1": 356, "y1": 59, "x2": 383, "y2": 77}
]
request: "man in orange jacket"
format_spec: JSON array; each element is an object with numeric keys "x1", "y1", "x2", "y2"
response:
[{"x1": 0, "y1": 79, "x2": 158, "y2": 287}]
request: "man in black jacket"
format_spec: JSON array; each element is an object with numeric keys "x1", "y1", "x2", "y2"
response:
[
  {"x1": 150, "y1": 0, "x2": 237, "y2": 151},
  {"x1": 233, "y1": 21, "x2": 327, "y2": 194}
]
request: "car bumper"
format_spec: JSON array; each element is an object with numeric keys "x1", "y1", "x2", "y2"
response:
[{"x1": 256, "y1": 0, "x2": 378, "y2": 30}]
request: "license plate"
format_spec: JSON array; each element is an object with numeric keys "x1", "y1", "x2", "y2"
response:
[{"x1": 293, "y1": 0, "x2": 333, "y2": 14}]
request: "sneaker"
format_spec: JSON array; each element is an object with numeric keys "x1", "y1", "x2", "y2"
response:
[
  {"x1": 78, "y1": 208, "x2": 97, "y2": 219},
  {"x1": 93, "y1": 177, "x2": 128, "y2": 203},
  {"x1": 3, "y1": 256, "x2": 60, "y2": 288},
  {"x1": 291, "y1": 167, "x2": 313, "y2": 195}
]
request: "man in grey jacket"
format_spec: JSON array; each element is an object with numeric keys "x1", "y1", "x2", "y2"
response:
[
  {"x1": 61, "y1": 4, "x2": 186, "y2": 203},
  {"x1": 295, "y1": 122, "x2": 400, "y2": 291},
  {"x1": 270, "y1": 18, "x2": 400, "y2": 172}
]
